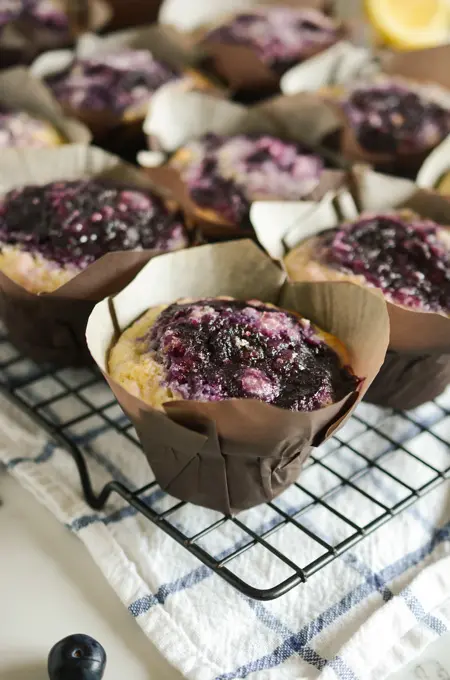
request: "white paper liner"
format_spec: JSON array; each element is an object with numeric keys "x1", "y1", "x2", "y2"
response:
[
  {"x1": 142, "y1": 86, "x2": 339, "y2": 155},
  {"x1": 251, "y1": 168, "x2": 450, "y2": 261},
  {"x1": 0, "y1": 66, "x2": 91, "y2": 145},
  {"x1": 250, "y1": 195, "x2": 338, "y2": 260},
  {"x1": 0, "y1": 143, "x2": 155, "y2": 195},
  {"x1": 417, "y1": 133, "x2": 450, "y2": 191},
  {"x1": 280, "y1": 40, "x2": 377, "y2": 95},
  {"x1": 143, "y1": 89, "x2": 265, "y2": 151}
]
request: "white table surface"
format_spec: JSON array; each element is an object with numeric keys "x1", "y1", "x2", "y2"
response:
[
  {"x1": 2, "y1": 470, "x2": 450, "y2": 680},
  {"x1": 0, "y1": 472, "x2": 183, "y2": 680}
]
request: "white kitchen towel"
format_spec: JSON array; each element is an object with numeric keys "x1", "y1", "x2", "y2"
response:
[{"x1": 0, "y1": 346, "x2": 449, "y2": 680}]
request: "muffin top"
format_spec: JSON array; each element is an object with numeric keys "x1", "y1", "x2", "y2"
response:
[
  {"x1": 169, "y1": 133, "x2": 324, "y2": 225},
  {"x1": 203, "y1": 7, "x2": 338, "y2": 75},
  {"x1": 130, "y1": 297, "x2": 360, "y2": 411},
  {"x1": 311, "y1": 213, "x2": 450, "y2": 312},
  {"x1": 45, "y1": 49, "x2": 180, "y2": 116},
  {"x1": 343, "y1": 80, "x2": 450, "y2": 155},
  {"x1": 0, "y1": 179, "x2": 188, "y2": 268},
  {"x1": 0, "y1": 110, "x2": 62, "y2": 148}
]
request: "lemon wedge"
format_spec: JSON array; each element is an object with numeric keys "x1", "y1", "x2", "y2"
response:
[{"x1": 365, "y1": 0, "x2": 450, "y2": 50}]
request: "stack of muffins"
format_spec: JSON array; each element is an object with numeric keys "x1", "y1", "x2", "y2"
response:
[{"x1": 1, "y1": 0, "x2": 448, "y2": 513}]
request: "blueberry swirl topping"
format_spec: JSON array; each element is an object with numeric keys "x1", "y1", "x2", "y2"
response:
[
  {"x1": 0, "y1": 180, "x2": 188, "y2": 268},
  {"x1": 316, "y1": 213, "x2": 450, "y2": 312},
  {"x1": 147, "y1": 298, "x2": 359, "y2": 410},
  {"x1": 344, "y1": 82, "x2": 450, "y2": 155}
]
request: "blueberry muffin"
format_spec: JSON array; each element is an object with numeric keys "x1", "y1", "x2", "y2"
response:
[
  {"x1": 338, "y1": 78, "x2": 450, "y2": 158},
  {"x1": 169, "y1": 133, "x2": 324, "y2": 227},
  {"x1": 1, "y1": 0, "x2": 71, "y2": 42},
  {"x1": 285, "y1": 211, "x2": 450, "y2": 408},
  {"x1": 0, "y1": 179, "x2": 189, "y2": 293},
  {"x1": 203, "y1": 7, "x2": 339, "y2": 76},
  {"x1": 109, "y1": 297, "x2": 360, "y2": 411},
  {"x1": 0, "y1": 109, "x2": 63, "y2": 148},
  {"x1": 284, "y1": 211, "x2": 450, "y2": 314},
  {"x1": 44, "y1": 49, "x2": 213, "y2": 123}
]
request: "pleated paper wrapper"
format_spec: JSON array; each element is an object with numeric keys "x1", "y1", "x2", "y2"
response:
[{"x1": 86, "y1": 239, "x2": 389, "y2": 514}]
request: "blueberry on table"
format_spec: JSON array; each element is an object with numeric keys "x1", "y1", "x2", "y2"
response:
[{"x1": 48, "y1": 634, "x2": 107, "y2": 680}]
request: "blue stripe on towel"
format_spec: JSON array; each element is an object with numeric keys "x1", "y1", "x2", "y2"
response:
[
  {"x1": 214, "y1": 520, "x2": 450, "y2": 680},
  {"x1": 7, "y1": 441, "x2": 56, "y2": 468}
]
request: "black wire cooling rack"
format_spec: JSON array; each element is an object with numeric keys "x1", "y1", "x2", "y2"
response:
[{"x1": 0, "y1": 329, "x2": 449, "y2": 601}]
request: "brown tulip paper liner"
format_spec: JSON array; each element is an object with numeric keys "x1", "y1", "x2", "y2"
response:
[
  {"x1": 0, "y1": 67, "x2": 91, "y2": 145},
  {"x1": 0, "y1": 0, "x2": 111, "y2": 68},
  {"x1": 86, "y1": 239, "x2": 389, "y2": 514},
  {"x1": 0, "y1": 144, "x2": 189, "y2": 366},
  {"x1": 252, "y1": 166, "x2": 450, "y2": 409},
  {"x1": 30, "y1": 25, "x2": 215, "y2": 144},
  {"x1": 195, "y1": 1, "x2": 345, "y2": 98},
  {"x1": 141, "y1": 88, "x2": 349, "y2": 240}
]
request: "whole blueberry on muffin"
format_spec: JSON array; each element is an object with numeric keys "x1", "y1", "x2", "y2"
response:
[
  {"x1": 341, "y1": 79, "x2": 450, "y2": 156},
  {"x1": 203, "y1": 7, "x2": 339, "y2": 76},
  {"x1": 0, "y1": 179, "x2": 189, "y2": 293},
  {"x1": 108, "y1": 297, "x2": 361, "y2": 411},
  {"x1": 284, "y1": 210, "x2": 450, "y2": 314},
  {"x1": 169, "y1": 133, "x2": 324, "y2": 226},
  {"x1": 44, "y1": 49, "x2": 211, "y2": 122},
  {"x1": 0, "y1": 109, "x2": 63, "y2": 148}
]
